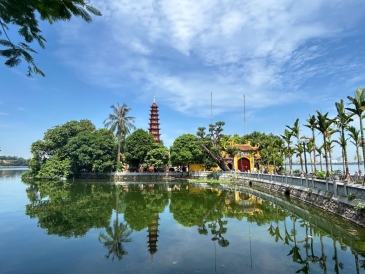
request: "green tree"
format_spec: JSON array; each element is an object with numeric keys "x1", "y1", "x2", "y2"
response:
[
  {"x1": 143, "y1": 146, "x2": 169, "y2": 170},
  {"x1": 348, "y1": 126, "x2": 362, "y2": 175},
  {"x1": 35, "y1": 155, "x2": 72, "y2": 179},
  {"x1": 286, "y1": 119, "x2": 303, "y2": 173},
  {"x1": 280, "y1": 129, "x2": 293, "y2": 174},
  {"x1": 124, "y1": 129, "x2": 155, "y2": 169},
  {"x1": 0, "y1": 0, "x2": 101, "y2": 77},
  {"x1": 170, "y1": 134, "x2": 204, "y2": 168},
  {"x1": 334, "y1": 99, "x2": 353, "y2": 180},
  {"x1": 24, "y1": 120, "x2": 115, "y2": 179},
  {"x1": 347, "y1": 88, "x2": 365, "y2": 184},
  {"x1": 304, "y1": 115, "x2": 317, "y2": 173},
  {"x1": 316, "y1": 145, "x2": 324, "y2": 172},
  {"x1": 196, "y1": 122, "x2": 230, "y2": 171},
  {"x1": 104, "y1": 103, "x2": 136, "y2": 169},
  {"x1": 64, "y1": 128, "x2": 116, "y2": 173},
  {"x1": 314, "y1": 111, "x2": 334, "y2": 178}
]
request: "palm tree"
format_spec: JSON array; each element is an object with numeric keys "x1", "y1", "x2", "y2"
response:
[
  {"x1": 348, "y1": 126, "x2": 362, "y2": 176},
  {"x1": 316, "y1": 145, "x2": 324, "y2": 172},
  {"x1": 347, "y1": 88, "x2": 365, "y2": 184},
  {"x1": 334, "y1": 100, "x2": 353, "y2": 180},
  {"x1": 335, "y1": 135, "x2": 346, "y2": 175},
  {"x1": 104, "y1": 103, "x2": 136, "y2": 166},
  {"x1": 304, "y1": 115, "x2": 317, "y2": 173},
  {"x1": 306, "y1": 139, "x2": 314, "y2": 173},
  {"x1": 286, "y1": 119, "x2": 303, "y2": 173},
  {"x1": 294, "y1": 142, "x2": 304, "y2": 173},
  {"x1": 314, "y1": 111, "x2": 334, "y2": 178},
  {"x1": 280, "y1": 129, "x2": 293, "y2": 174},
  {"x1": 326, "y1": 128, "x2": 338, "y2": 173}
]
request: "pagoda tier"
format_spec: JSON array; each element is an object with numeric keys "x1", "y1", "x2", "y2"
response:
[
  {"x1": 148, "y1": 100, "x2": 161, "y2": 143},
  {"x1": 147, "y1": 213, "x2": 160, "y2": 257}
]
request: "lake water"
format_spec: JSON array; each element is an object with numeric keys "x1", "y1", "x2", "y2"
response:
[
  {"x1": 1, "y1": 168, "x2": 365, "y2": 273},
  {"x1": 289, "y1": 164, "x2": 363, "y2": 175}
]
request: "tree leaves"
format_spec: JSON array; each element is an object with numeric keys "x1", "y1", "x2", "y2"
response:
[{"x1": 0, "y1": 0, "x2": 101, "y2": 76}]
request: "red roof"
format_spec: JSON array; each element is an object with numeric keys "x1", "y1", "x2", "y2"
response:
[{"x1": 234, "y1": 144, "x2": 259, "y2": 152}]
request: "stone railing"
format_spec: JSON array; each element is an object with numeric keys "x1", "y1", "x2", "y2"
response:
[{"x1": 190, "y1": 171, "x2": 365, "y2": 200}]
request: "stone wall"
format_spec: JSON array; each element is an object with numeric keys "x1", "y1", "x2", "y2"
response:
[
  {"x1": 77, "y1": 171, "x2": 189, "y2": 181},
  {"x1": 237, "y1": 178, "x2": 365, "y2": 228}
]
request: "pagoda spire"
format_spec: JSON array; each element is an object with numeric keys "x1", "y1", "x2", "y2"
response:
[{"x1": 148, "y1": 98, "x2": 161, "y2": 143}]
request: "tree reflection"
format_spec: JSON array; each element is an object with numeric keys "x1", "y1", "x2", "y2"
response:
[
  {"x1": 99, "y1": 185, "x2": 133, "y2": 261},
  {"x1": 24, "y1": 181, "x2": 114, "y2": 237},
  {"x1": 98, "y1": 220, "x2": 132, "y2": 261},
  {"x1": 122, "y1": 184, "x2": 168, "y2": 231}
]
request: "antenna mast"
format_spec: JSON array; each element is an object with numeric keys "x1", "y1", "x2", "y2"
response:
[
  {"x1": 244, "y1": 94, "x2": 246, "y2": 135},
  {"x1": 211, "y1": 92, "x2": 213, "y2": 124}
]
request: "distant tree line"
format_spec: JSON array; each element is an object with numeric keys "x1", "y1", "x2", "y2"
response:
[{"x1": 0, "y1": 156, "x2": 29, "y2": 166}]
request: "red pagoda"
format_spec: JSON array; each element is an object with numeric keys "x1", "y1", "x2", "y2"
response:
[{"x1": 148, "y1": 98, "x2": 161, "y2": 143}]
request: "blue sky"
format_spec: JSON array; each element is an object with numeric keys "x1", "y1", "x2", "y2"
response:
[{"x1": 1, "y1": 0, "x2": 365, "y2": 160}]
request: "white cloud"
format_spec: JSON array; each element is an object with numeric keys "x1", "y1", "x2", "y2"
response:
[{"x1": 54, "y1": 0, "x2": 365, "y2": 116}]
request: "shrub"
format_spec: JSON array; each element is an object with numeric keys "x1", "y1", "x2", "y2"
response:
[
  {"x1": 354, "y1": 199, "x2": 365, "y2": 211},
  {"x1": 314, "y1": 170, "x2": 326, "y2": 179},
  {"x1": 347, "y1": 193, "x2": 356, "y2": 200},
  {"x1": 207, "y1": 172, "x2": 220, "y2": 180}
]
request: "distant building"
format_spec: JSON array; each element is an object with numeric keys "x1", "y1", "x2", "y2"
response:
[{"x1": 148, "y1": 98, "x2": 161, "y2": 143}]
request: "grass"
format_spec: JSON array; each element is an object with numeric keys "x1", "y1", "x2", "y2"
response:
[{"x1": 188, "y1": 178, "x2": 239, "y2": 184}]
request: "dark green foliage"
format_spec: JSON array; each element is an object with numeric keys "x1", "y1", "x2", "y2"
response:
[
  {"x1": 143, "y1": 146, "x2": 169, "y2": 169},
  {"x1": 170, "y1": 134, "x2": 204, "y2": 167},
  {"x1": 26, "y1": 120, "x2": 117, "y2": 179},
  {"x1": 64, "y1": 128, "x2": 116, "y2": 173},
  {"x1": 124, "y1": 129, "x2": 155, "y2": 168},
  {"x1": 241, "y1": 131, "x2": 285, "y2": 169},
  {"x1": 0, "y1": 0, "x2": 101, "y2": 76}
]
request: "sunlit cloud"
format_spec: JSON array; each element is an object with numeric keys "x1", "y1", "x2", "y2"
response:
[{"x1": 52, "y1": 0, "x2": 365, "y2": 118}]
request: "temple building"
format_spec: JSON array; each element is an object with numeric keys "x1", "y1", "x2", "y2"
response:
[
  {"x1": 225, "y1": 141, "x2": 260, "y2": 172},
  {"x1": 148, "y1": 98, "x2": 161, "y2": 143},
  {"x1": 189, "y1": 141, "x2": 260, "y2": 172}
]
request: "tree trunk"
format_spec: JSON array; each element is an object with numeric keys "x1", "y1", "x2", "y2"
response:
[
  {"x1": 329, "y1": 149, "x2": 333, "y2": 173},
  {"x1": 356, "y1": 147, "x2": 361, "y2": 176},
  {"x1": 323, "y1": 136, "x2": 330, "y2": 178},
  {"x1": 200, "y1": 144, "x2": 230, "y2": 171},
  {"x1": 312, "y1": 130, "x2": 317, "y2": 173},
  {"x1": 360, "y1": 118, "x2": 365, "y2": 185},
  {"x1": 342, "y1": 129, "x2": 352, "y2": 182}
]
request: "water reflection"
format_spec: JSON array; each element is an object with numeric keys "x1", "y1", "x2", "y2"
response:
[
  {"x1": 21, "y1": 180, "x2": 365, "y2": 273},
  {"x1": 0, "y1": 168, "x2": 28, "y2": 180}
]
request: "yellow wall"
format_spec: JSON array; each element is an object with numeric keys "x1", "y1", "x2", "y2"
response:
[{"x1": 188, "y1": 164, "x2": 218, "y2": 171}]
